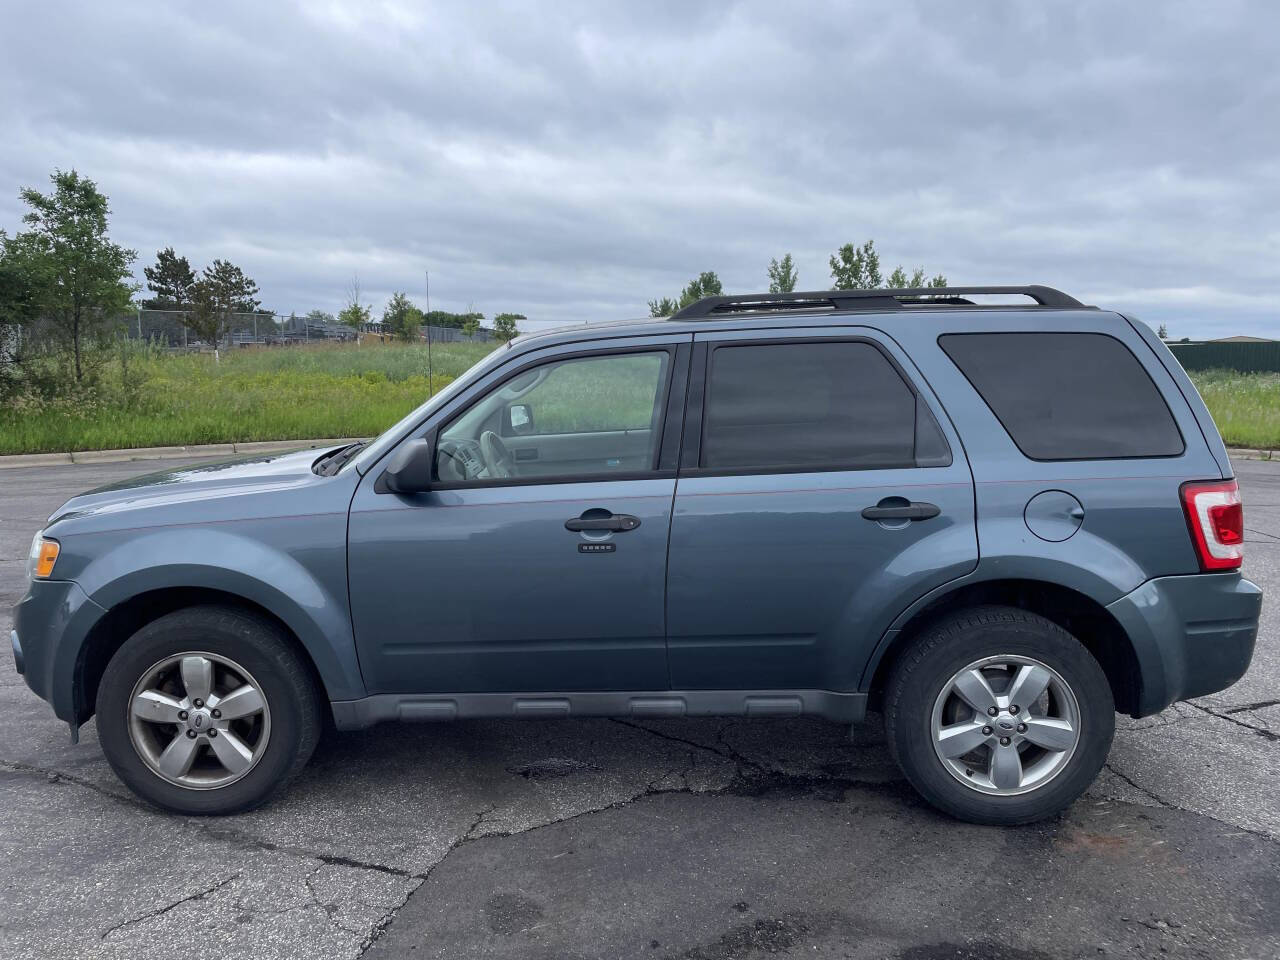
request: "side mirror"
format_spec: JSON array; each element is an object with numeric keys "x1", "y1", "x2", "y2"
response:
[
  {"x1": 378, "y1": 436, "x2": 435, "y2": 494},
  {"x1": 507, "y1": 403, "x2": 534, "y2": 436}
]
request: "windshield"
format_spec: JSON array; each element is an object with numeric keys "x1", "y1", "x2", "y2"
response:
[{"x1": 349, "y1": 345, "x2": 511, "y2": 473}]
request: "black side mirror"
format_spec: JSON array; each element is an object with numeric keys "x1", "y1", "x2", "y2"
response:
[{"x1": 378, "y1": 435, "x2": 435, "y2": 494}]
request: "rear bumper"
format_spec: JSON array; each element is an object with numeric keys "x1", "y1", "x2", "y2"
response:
[
  {"x1": 1107, "y1": 572, "x2": 1262, "y2": 717},
  {"x1": 11, "y1": 579, "x2": 105, "y2": 723}
]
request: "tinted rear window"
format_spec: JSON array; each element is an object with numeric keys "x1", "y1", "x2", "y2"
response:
[
  {"x1": 939, "y1": 332, "x2": 1184, "y2": 460},
  {"x1": 701, "y1": 341, "x2": 918, "y2": 470}
]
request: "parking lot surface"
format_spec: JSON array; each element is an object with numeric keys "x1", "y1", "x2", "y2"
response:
[{"x1": 1, "y1": 457, "x2": 1277, "y2": 959}]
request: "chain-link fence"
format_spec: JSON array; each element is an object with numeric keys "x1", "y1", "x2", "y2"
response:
[
  {"x1": 127, "y1": 309, "x2": 357, "y2": 347},
  {"x1": 125, "y1": 311, "x2": 494, "y2": 348},
  {"x1": 421, "y1": 323, "x2": 493, "y2": 343}
]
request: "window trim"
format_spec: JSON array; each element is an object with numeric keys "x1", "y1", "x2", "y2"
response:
[
  {"x1": 419, "y1": 342, "x2": 688, "y2": 491},
  {"x1": 679, "y1": 335, "x2": 951, "y2": 478},
  {"x1": 938, "y1": 330, "x2": 1186, "y2": 463}
]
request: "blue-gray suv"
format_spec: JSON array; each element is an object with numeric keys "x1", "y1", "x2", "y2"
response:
[{"x1": 11, "y1": 285, "x2": 1262, "y2": 824}]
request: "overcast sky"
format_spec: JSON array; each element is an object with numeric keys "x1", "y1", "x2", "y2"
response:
[{"x1": 2, "y1": 1, "x2": 1277, "y2": 337}]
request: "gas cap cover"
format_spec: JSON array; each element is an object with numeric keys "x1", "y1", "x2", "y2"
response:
[{"x1": 1024, "y1": 490, "x2": 1084, "y2": 542}]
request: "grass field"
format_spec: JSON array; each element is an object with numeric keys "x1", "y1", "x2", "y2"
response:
[
  {"x1": 0, "y1": 343, "x2": 1276, "y2": 454},
  {"x1": 0, "y1": 341, "x2": 494, "y2": 454},
  {"x1": 1187, "y1": 369, "x2": 1280, "y2": 450}
]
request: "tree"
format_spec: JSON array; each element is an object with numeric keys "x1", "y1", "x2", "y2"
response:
[
  {"x1": 0, "y1": 229, "x2": 50, "y2": 383},
  {"x1": 11, "y1": 169, "x2": 137, "y2": 380},
  {"x1": 184, "y1": 259, "x2": 260, "y2": 362},
  {"x1": 493, "y1": 312, "x2": 524, "y2": 342},
  {"x1": 679, "y1": 271, "x2": 722, "y2": 308},
  {"x1": 647, "y1": 296, "x2": 679, "y2": 317},
  {"x1": 767, "y1": 254, "x2": 798, "y2": 293},
  {"x1": 1157, "y1": 323, "x2": 1169, "y2": 340},
  {"x1": 832, "y1": 240, "x2": 947, "y2": 291},
  {"x1": 829, "y1": 240, "x2": 882, "y2": 290},
  {"x1": 461, "y1": 314, "x2": 482, "y2": 337},
  {"x1": 338, "y1": 275, "x2": 371, "y2": 342},
  {"x1": 648, "y1": 271, "x2": 723, "y2": 316},
  {"x1": 143, "y1": 247, "x2": 196, "y2": 308},
  {"x1": 382, "y1": 291, "x2": 421, "y2": 342},
  {"x1": 886, "y1": 266, "x2": 948, "y2": 289}
]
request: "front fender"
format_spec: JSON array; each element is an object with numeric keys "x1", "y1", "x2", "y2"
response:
[{"x1": 61, "y1": 524, "x2": 364, "y2": 705}]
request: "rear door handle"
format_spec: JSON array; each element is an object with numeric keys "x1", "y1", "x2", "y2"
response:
[
  {"x1": 861, "y1": 500, "x2": 941, "y2": 522},
  {"x1": 565, "y1": 511, "x2": 641, "y2": 533}
]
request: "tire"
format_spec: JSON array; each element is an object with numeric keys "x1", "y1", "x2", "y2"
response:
[
  {"x1": 96, "y1": 605, "x2": 322, "y2": 815},
  {"x1": 884, "y1": 605, "x2": 1114, "y2": 826}
]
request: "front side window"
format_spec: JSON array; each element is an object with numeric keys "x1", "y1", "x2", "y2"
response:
[
  {"x1": 700, "y1": 341, "x2": 930, "y2": 471},
  {"x1": 436, "y1": 351, "x2": 670, "y2": 484}
]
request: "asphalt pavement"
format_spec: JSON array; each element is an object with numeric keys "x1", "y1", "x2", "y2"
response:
[{"x1": 1, "y1": 457, "x2": 1277, "y2": 960}]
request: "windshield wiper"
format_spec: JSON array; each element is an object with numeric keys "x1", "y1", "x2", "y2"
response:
[{"x1": 314, "y1": 441, "x2": 367, "y2": 476}]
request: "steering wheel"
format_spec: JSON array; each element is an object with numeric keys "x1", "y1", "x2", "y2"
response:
[{"x1": 479, "y1": 430, "x2": 516, "y2": 479}]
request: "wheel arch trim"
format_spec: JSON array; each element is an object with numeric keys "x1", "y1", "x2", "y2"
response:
[
  {"x1": 57, "y1": 530, "x2": 364, "y2": 724},
  {"x1": 860, "y1": 570, "x2": 1150, "y2": 717}
]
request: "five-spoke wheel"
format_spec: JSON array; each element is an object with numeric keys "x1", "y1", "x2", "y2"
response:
[
  {"x1": 128, "y1": 652, "x2": 271, "y2": 788},
  {"x1": 930, "y1": 655, "x2": 1081, "y2": 796}
]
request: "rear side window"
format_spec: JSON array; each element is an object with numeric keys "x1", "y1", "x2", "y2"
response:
[
  {"x1": 939, "y1": 332, "x2": 1184, "y2": 460},
  {"x1": 700, "y1": 341, "x2": 946, "y2": 471}
]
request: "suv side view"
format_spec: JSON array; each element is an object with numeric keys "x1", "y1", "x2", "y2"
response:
[{"x1": 12, "y1": 285, "x2": 1262, "y2": 824}]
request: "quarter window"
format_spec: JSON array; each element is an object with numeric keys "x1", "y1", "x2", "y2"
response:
[
  {"x1": 700, "y1": 341, "x2": 931, "y2": 471},
  {"x1": 939, "y1": 332, "x2": 1184, "y2": 461}
]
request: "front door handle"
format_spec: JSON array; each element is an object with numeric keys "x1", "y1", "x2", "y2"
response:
[
  {"x1": 565, "y1": 511, "x2": 641, "y2": 533},
  {"x1": 861, "y1": 499, "x2": 941, "y2": 522}
]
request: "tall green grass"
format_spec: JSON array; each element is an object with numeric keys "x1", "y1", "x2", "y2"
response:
[
  {"x1": 0, "y1": 346, "x2": 1276, "y2": 455},
  {"x1": 0, "y1": 341, "x2": 495, "y2": 454},
  {"x1": 1187, "y1": 369, "x2": 1280, "y2": 450}
]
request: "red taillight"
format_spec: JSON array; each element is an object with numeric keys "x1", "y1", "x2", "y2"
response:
[{"x1": 1180, "y1": 479, "x2": 1244, "y2": 571}]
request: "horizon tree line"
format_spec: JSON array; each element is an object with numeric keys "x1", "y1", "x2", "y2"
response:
[{"x1": 648, "y1": 240, "x2": 948, "y2": 317}]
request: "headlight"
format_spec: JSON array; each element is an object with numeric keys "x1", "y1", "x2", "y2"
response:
[{"x1": 27, "y1": 532, "x2": 60, "y2": 580}]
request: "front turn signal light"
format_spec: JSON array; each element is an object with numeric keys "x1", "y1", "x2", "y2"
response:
[{"x1": 32, "y1": 538, "x2": 60, "y2": 579}]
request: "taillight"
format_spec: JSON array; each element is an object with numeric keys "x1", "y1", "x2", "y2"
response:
[{"x1": 1180, "y1": 479, "x2": 1244, "y2": 571}]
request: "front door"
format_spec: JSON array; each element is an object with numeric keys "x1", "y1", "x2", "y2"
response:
[
  {"x1": 348, "y1": 337, "x2": 690, "y2": 695},
  {"x1": 665, "y1": 327, "x2": 978, "y2": 692}
]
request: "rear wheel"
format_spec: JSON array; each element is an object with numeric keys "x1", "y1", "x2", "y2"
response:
[
  {"x1": 884, "y1": 605, "x2": 1114, "y2": 825},
  {"x1": 97, "y1": 605, "x2": 321, "y2": 815}
]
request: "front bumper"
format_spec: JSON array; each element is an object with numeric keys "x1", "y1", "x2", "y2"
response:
[
  {"x1": 1107, "y1": 572, "x2": 1262, "y2": 717},
  {"x1": 11, "y1": 579, "x2": 105, "y2": 723}
]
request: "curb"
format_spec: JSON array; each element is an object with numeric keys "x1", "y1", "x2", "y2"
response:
[
  {"x1": 0, "y1": 441, "x2": 1274, "y2": 470},
  {"x1": 0, "y1": 438, "x2": 361, "y2": 470},
  {"x1": 1227, "y1": 448, "x2": 1274, "y2": 461}
]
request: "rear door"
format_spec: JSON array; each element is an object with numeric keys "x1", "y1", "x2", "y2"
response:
[{"x1": 665, "y1": 325, "x2": 978, "y2": 692}]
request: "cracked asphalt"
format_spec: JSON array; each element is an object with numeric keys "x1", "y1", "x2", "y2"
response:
[{"x1": 1, "y1": 457, "x2": 1277, "y2": 959}]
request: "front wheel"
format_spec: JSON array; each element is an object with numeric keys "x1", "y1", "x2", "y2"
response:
[
  {"x1": 97, "y1": 605, "x2": 322, "y2": 815},
  {"x1": 884, "y1": 606, "x2": 1115, "y2": 825}
]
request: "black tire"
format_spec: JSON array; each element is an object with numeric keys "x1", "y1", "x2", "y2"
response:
[
  {"x1": 97, "y1": 605, "x2": 322, "y2": 815},
  {"x1": 884, "y1": 605, "x2": 1115, "y2": 826}
]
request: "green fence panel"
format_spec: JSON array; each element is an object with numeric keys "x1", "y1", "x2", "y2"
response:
[{"x1": 1167, "y1": 342, "x2": 1280, "y2": 374}]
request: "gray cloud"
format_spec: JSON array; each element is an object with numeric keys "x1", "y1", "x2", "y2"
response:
[{"x1": 2, "y1": 0, "x2": 1277, "y2": 336}]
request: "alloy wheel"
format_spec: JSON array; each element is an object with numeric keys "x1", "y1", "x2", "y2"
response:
[
  {"x1": 930, "y1": 654, "x2": 1081, "y2": 796},
  {"x1": 127, "y1": 651, "x2": 271, "y2": 789}
]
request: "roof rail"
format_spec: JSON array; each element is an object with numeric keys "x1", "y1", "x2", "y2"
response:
[{"x1": 670, "y1": 285, "x2": 1087, "y2": 319}]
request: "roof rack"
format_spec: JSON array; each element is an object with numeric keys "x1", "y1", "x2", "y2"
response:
[{"x1": 670, "y1": 285, "x2": 1087, "y2": 320}]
